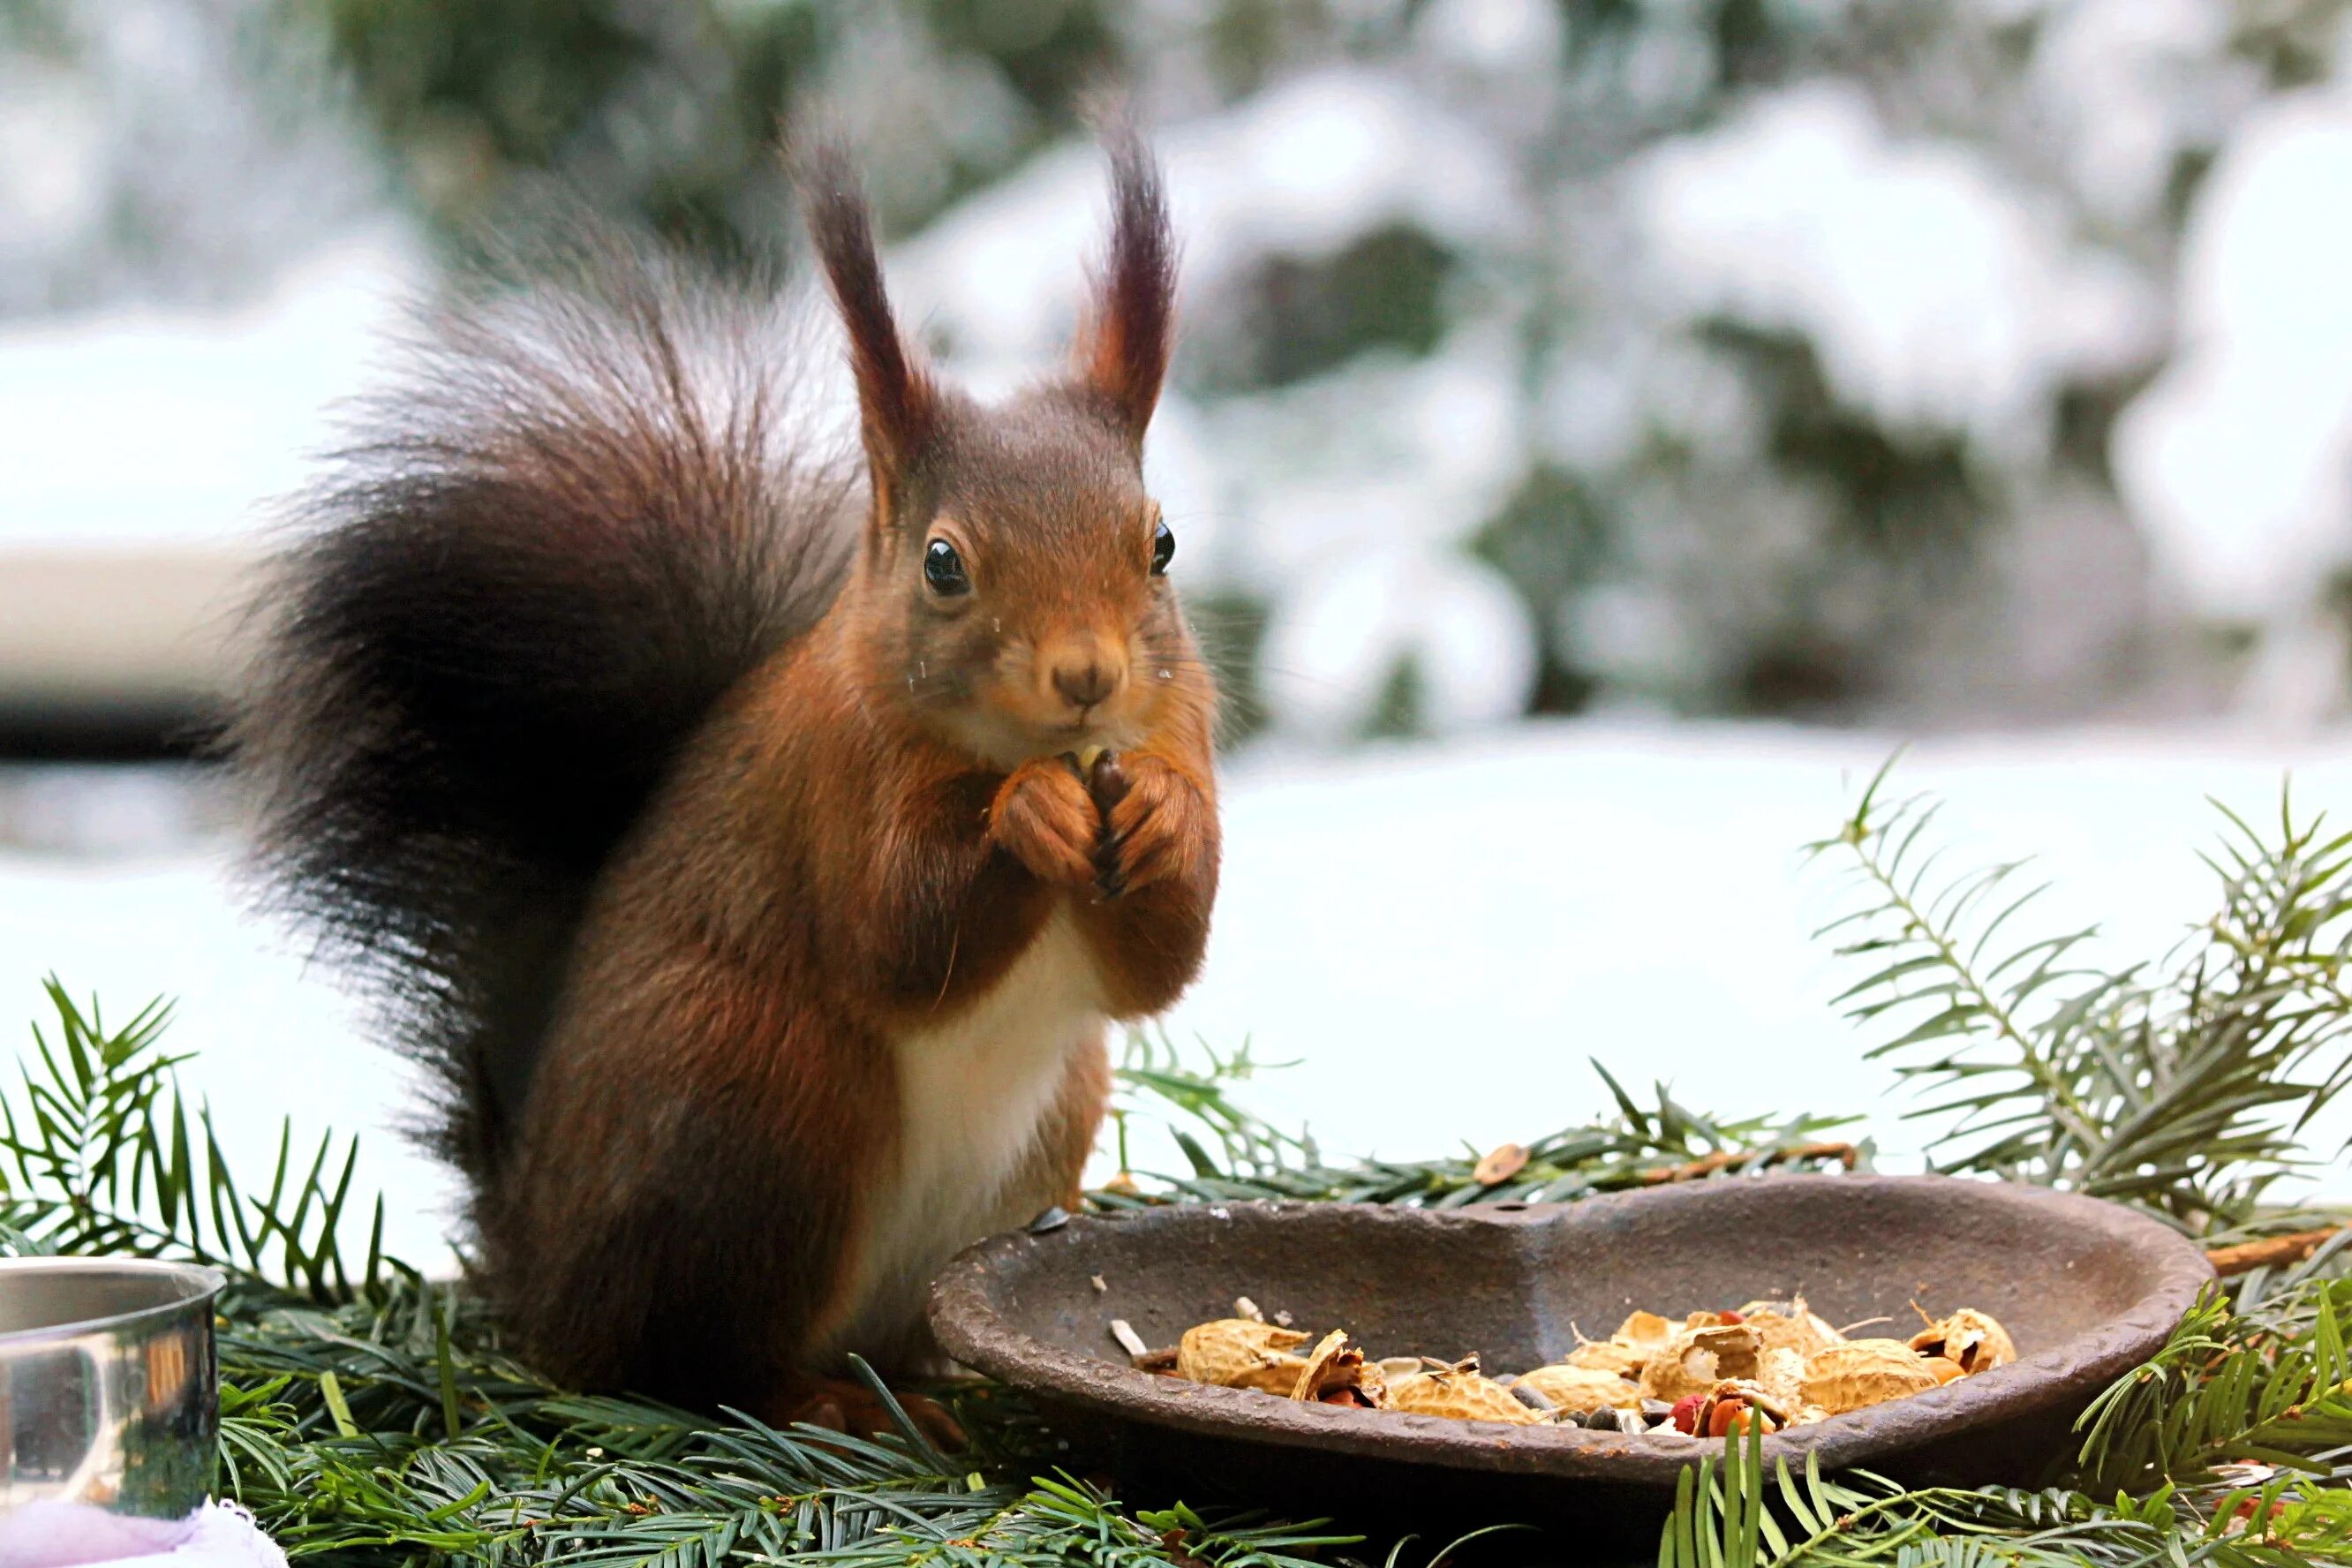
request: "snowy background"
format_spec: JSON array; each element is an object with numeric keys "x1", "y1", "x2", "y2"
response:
[{"x1": 6, "y1": 0, "x2": 2352, "y2": 1261}]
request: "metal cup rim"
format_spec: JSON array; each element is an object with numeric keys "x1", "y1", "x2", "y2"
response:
[{"x1": 0, "y1": 1256, "x2": 226, "y2": 1347}]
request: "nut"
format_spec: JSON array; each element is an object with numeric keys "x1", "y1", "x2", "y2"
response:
[
  {"x1": 1177, "y1": 1319, "x2": 1312, "y2": 1394},
  {"x1": 1474, "y1": 1142, "x2": 1530, "y2": 1186},
  {"x1": 1909, "y1": 1308, "x2": 2016, "y2": 1375},
  {"x1": 1515, "y1": 1364, "x2": 1641, "y2": 1414},
  {"x1": 1799, "y1": 1338, "x2": 1941, "y2": 1414},
  {"x1": 1695, "y1": 1379, "x2": 1788, "y2": 1438}
]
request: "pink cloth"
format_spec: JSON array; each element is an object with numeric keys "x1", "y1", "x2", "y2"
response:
[{"x1": 0, "y1": 1503, "x2": 283, "y2": 1568}]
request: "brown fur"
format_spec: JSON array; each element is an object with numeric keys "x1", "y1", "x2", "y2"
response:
[{"x1": 458, "y1": 140, "x2": 1217, "y2": 1407}]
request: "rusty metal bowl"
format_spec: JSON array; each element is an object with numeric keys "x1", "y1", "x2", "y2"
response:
[{"x1": 930, "y1": 1176, "x2": 2212, "y2": 1543}]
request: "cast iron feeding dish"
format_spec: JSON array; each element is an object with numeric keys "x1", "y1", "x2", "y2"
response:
[{"x1": 931, "y1": 1176, "x2": 2212, "y2": 1539}]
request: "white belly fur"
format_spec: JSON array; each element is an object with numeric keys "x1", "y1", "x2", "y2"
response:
[{"x1": 830, "y1": 907, "x2": 1103, "y2": 1364}]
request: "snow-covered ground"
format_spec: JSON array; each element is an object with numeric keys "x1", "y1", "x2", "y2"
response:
[{"x1": 4, "y1": 720, "x2": 2348, "y2": 1274}]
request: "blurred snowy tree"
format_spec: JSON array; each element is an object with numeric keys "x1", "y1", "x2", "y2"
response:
[{"x1": 13, "y1": 0, "x2": 2352, "y2": 736}]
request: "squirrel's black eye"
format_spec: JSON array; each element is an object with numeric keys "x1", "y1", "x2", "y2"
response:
[
  {"x1": 923, "y1": 538, "x2": 970, "y2": 596},
  {"x1": 1151, "y1": 518, "x2": 1175, "y2": 577}
]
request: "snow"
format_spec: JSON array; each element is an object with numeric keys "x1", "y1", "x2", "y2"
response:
[
  {"x1": 1211, "y1": 334, "x2": 1537, "y2": 735},
  {"x1": 1412, "y1": 0, "x2": 1565, "y2": 76},
  {"x1": 2027, "y1": 0, "x2": 2250, "y2": 229},
  {"x1": 7, "y1": 722, "x2": 2351, "y2": 1275},
  {"x1": 1630, "y1": 81, "x2": 2160, "y2": 450},
  {"x1": 0, "y1": 233, "x2": 418, "y2": 550},
  {"x1": 893, "y1": 65, "x2": 1516, "y2": 374},
  {"x1": 2114, "y1": 88, "x2": 2352, "y2": 626},
  {"x1": 1257, "y1": 543, "x2": 1537, "y2": 736}
]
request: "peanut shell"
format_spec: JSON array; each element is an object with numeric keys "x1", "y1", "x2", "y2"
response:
[
  {"x1": 1909, "y1": 1308, "x2": 2016, "y2": 1375},
  {"x1": 1514, "y1": 1364, "x2": 1640, "y2": 1414},
  {"x1": 1287, "y1": 1330, "x2": 1355, "y2": 1401},
  {"x1": 1639, "y1": 1323, "x2": 1762, "y2": 1404},
  {"x1": 1799, "y1": 1338, "x2": 1940, "y2": 1414},
  {"x1": 1612, "y1": 1310, "x2": 1676, "y2": 1350},
  {"x1": 1388, "y1": 1369, "x2": 1543, "y2": 1425},
  {"x1": 1736, "y1": 1297, "x2": 1845, "y2": 1359},
  {"x1": 1757, "y1": 1346, "x2": 1806, "y2": 1409},
  {"x1": 1177, "y1": 1319, "x2": 1312, "y2": 1393},
  {"x1": 1565, "y1": 1339, "x2": 1651, "y2": 1378}
]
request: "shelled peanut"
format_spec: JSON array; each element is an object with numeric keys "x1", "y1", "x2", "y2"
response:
[{"x1": 1137, "y1": 1298, "x2": 2014, "y2": 1436}]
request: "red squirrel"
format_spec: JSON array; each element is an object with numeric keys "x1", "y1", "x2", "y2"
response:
[{"x1": 234, "y1": 132, "x2": 1218, "y2": 1421}]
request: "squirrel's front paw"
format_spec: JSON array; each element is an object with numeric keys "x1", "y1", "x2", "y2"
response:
[
  {"x1": 1093, "y1": 752, "x2": 1211, "y2": 898},
  {"x1": 989, "y1": 758, "x2": 1099, "y2": 888}
]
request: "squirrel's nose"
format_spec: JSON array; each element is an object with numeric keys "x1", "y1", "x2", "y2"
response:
[{"x1": 1048, "y1": 644, "x2": 1126, "y2": 711}]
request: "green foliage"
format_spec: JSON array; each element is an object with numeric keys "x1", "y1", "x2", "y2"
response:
[
  {"x1": 1106, "y1": 1031, "x2": 1862, "y2": 1210},
  {"x1": 1647, "y1": 771, "x2": 2352, "y2": 1565},
  {"x1": 18, "y1": 772, "x2": 2352, "y2": 1564},
  {"x1": 0, "y1": 977, "x2": 381, "y2": 1300},
  {"x1": 1808, "y1": 761, "x2": 2352, "y2": 1228}
]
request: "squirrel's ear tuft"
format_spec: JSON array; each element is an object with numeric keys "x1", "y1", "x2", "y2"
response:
[
  {"x1": 795, "y1": 136, "x2": 934, "y2": 514},
  {"x1": 1076, "y1": 124, "x2": 1177, "y2": 449}
]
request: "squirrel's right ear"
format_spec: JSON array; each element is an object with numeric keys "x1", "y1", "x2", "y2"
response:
[
  {"x1": 795, "y1": 139, "x2": 935, "y2": 521},
  {"x1": 1075, "y1": 126, "x2": 1177, "y2": 450}
]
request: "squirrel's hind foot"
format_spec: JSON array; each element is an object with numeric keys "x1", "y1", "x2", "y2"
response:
[{"x1": 772, "y1": 1375, "x2": 969, "y2": 1451}]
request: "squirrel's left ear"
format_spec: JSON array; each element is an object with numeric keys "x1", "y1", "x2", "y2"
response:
[
  {"x1": 795, "y1": 133, "x2": 937, "y2": 526},
  {"x1": 1075, "y1": 127, "x2": 1176, "y2": 449}
]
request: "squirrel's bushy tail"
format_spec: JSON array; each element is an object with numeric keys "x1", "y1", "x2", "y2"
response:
[{"x1": 233, "y1": 234, "x2": 857, "y2": 1182}]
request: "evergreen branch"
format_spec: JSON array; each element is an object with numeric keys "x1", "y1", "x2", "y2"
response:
[
  {"x1": 1103, "y1": 1041, "x2": 1864, "y2": 1210},
  {"x1": 1809, "y1": 770, "x2": 2352, "y2": 1228},
  {"x1": 1, "y1": 977, "x2": 382, "y2": 1300}
]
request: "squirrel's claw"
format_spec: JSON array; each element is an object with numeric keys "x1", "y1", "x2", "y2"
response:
[{"x1": 1095, "y1": 751, "x2": 1207, "y2": 898}]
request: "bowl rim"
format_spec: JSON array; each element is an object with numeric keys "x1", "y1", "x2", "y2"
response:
[
  {"x1": 0, "y1": 1255, "x2": 227, "y2": 1347},
  {"x1": 929, "y1": 1175, "x2": 2217, "y2": 1483}
]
